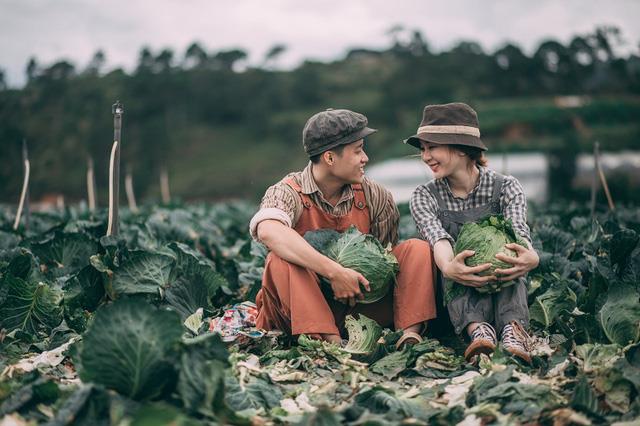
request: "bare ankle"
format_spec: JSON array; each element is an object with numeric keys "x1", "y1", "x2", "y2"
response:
[
  {"x1": 403, "y1": 323, "x2": 422, "y2": 335},
  {"x1": 320, "y1": 333, "x2": 342, "y2": 344},
  {"x1": 466, "y1": 322, "x2": 480, "y2": 336}
]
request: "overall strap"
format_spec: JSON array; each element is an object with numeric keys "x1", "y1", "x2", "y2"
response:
[
  {"x1": 351, "y1": 183, "x2": 367, "y2": 210},
  {"x1": 490, "y1": 173, "x2": 505, "y2": 211},
  {"x1": 426, "y1": 180, "x2": 447, "y2": 212},
  {"x1": 284, "y1": 177, "x2": 313, "y2": 209}
]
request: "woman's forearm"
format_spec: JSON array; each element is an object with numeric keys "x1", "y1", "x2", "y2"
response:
[{"x1": 433, "y1": 239, "x2": 455, "y2": 274}]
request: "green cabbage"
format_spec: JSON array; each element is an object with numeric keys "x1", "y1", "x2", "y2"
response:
[
  {"x1": 343, "y1": 314, "x2": 383, "y2": 357},
  {"x1": 305, "y1": 226, "x2": 398, "y2": 304},
  {"x1": 453, "y1": 215, "x2": 527, "y2": 294},
  {"x1": 599, "y1": 283, "x2": 640, "y2": 346}
]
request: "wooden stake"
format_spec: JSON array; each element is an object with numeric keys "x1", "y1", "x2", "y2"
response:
[
  {"x1": 160, "y1": 167, "x2": 171, "y2": 204},
  {"x1": 125, "y1": 166, "x2": 138, "y2": 213},
  {"x1": 594, "y1": 142, "x2": 615, "y2": 211},
  {"x1": 13, "y1": 156, "x2": 30, "y2": 230},
  {"x1": 87, "y1": 156, "x2": 97, "y2": 211},
  {"x1": 107, "y1": 101, "x2": 124, "y2": 236},
  {"x1": 106, "y1": 141, "x2": 119, "y2": 235},
  {"x1": 590, "y1": 142, "x2": 598, "y2": 218}
]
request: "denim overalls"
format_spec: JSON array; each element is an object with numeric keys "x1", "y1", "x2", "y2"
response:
[{"x1": 426, "y1": 173, "x2": 529, "y2": 335}]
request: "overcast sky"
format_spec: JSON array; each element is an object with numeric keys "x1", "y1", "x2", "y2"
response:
[{"x1": 1, "y1": 0, "x2": 639, "y2": 87}]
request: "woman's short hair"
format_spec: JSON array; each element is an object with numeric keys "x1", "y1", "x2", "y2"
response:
[{"x1": 452, "y1": 144, "x2": 487, "y2": 167}]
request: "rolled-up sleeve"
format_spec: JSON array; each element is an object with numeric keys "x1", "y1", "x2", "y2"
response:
[
  {"x1": 501, "y1": 176, "x2": 532, "y2": 245},
  {"x1": 409, "y1": 185, "x2": 454, "y2": 247},
  {"x1": 249, "y1": 182, "x2": 300, "y2": 241}
]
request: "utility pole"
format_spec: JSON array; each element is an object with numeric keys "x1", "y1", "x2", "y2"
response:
[{"x1": 107, "y1": 101, "x2": 123, "y2": 236}]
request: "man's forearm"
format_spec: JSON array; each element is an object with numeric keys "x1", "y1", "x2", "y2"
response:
[{"x1": 257, "y1": 220, "x2": 339, "y2": 279}]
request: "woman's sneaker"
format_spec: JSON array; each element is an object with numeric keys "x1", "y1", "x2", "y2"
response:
[
  {"x1": 501, "y1": 321, "x2": 532, "y2": 364},
  {"x1": 464, "y1": 322, "x2": 497, "y2": 362}
]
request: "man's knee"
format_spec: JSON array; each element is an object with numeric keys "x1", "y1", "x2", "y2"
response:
[
  {"x1": 394, "y1": 238, "x2": 432, "y2": 258},
  {"x1": 264, "y1": 252, "x2": 290, "y2": 273}
]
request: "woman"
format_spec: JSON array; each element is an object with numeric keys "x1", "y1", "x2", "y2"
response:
[{"x1": 405, "y1": 103, "x2": 539, "y2": 363}]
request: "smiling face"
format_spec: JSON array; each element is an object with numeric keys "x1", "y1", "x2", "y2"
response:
[
  {"x1": 327, "y1": 139, "x2": 369, "y2": 184},
  {"x1": 418, "y1": 140, "x2": 469, "y2": 179}
]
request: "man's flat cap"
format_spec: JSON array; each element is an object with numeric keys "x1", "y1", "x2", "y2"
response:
[{"x1": 303, "y1": 108, "x2": 377, "y2": 157}]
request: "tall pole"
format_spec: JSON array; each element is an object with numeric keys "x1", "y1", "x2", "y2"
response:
[
  {"x1": 87, "y1": 156, "x2": 97, "y2": 211},
  {"x1": 22, "y1": 140, "x2": 30, "y2": 229},
  {"x1": 13, "y1": 139, "x2": 31, "y2": 231},
  {"x1": 107, "y1": 101, "x2": 123, "y2": 236},
  {"x1": 590, "y1": 142, "x2": 598, "y2": 219},
  {"x1": 125, "y1": 165, "x2": 138, "y2": 213},
  {"x1": 594, "y1": 142, "x2": 615, "y2": 212},
  {"x1": 160, "y1": 167, "x2": 171, "y2": 205}
]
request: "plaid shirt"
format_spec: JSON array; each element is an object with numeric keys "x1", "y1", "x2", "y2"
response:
[{"x1": 409, "y1": 166, "x2": 531, "y2": 247}]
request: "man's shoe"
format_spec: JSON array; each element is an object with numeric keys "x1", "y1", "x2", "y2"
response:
[
  {"x1": 501, "y1": 321, "x2": 532, "y2": 364},
  {"x1": 464, "y1": 322, "x2": 497, "y2": 362}
]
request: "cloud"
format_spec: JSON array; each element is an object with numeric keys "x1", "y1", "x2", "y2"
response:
[{"x1": 0, "y1": 0, "x2": 638, "y2": 87}]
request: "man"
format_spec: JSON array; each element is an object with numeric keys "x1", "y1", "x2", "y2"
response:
[{"x1": 251, "y1": 108, "x2": 436, "y2": 347}]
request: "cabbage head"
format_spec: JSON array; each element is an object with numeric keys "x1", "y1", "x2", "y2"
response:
[
  {"x1": 304, "y1": 226, "x2": 398, "y2": 304},
  {"x1": 453, "y1": 215, "x2": 527, "y2": 294},
  {"x1": 343, "y1": 314, "x2": 383, "y2": 360}
]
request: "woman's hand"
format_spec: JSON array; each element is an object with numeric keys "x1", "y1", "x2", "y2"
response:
[
  {"x1": 442, "y1": 250, "x2": 497, "y2": 288},
  {"x1": 494, "y1": 243, "x2": 539, "y2": 281}
]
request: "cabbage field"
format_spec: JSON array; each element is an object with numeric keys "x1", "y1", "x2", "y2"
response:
[{"x1": 1, "y1": 201, "x2": 640, "y2": 425}]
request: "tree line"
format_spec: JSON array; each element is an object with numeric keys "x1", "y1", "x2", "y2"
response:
[{"x1": 0, "y1": 25, "x2": 638, "y2": 203}]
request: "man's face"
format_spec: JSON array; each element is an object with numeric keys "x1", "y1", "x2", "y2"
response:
[{"x1": 330, "y1": 139, "x2": 369, "y2": 184}]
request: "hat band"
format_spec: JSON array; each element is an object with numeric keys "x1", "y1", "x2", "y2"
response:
[{"x1": 417, "y1": 125, "x2": 480, "y2": 137}]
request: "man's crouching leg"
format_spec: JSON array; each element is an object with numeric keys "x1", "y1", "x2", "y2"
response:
[
  {"x1": 255, "y1": 252, "x2": 341, "y2": 340},
  {"x1": 392, "y1": 239, "x2": 438, "y2": 339}
]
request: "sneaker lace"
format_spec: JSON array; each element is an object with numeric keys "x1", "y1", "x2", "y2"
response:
[
  {"x1": 502, "y1": 321, "x2": 531, "y2": 351},
  {"x1": 471, "y1": 322, "x2": 497, "y2": 344}
]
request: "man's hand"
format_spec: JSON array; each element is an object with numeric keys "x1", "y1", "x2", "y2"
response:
[
  {"x1": 326, "y1": 265, "x2": 370, "y2": 307},
  {"x1": 442, "y1": 250, "x2": 497, "y2": 288},
  {"x1": 494, "y1": 243, "x2": 539, "y2": 281}
]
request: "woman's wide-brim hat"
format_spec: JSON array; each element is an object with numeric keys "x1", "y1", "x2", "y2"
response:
[{"x1": 403, "y1": 102, "x2": 487, "y2": 151}]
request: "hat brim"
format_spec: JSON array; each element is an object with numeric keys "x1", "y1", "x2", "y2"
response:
[
  {"x1": 403, "y1": 132, "x2": 487, "y2": 151},
  {"x1": 308, "y1": 127, "x2": 377, "y2": 157}
]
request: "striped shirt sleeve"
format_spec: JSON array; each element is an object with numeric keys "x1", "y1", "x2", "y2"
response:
[
  {"x1": 409, "y1": 184, "x2": 455, "y2": 247},
  {"x1": 501, "y1": 176, "x2": 532, "y2": 245},
  {"x1": 249, "y1": 180, "x2": 303, "y2": 241},
  {"x1": 364, "y1": 178, "x2": 400, "y2": 246}
]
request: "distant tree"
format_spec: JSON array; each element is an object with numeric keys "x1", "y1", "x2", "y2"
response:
[
  {"x1": 84, "y1": 49, "x2": 106, "y2": 76},
  {"x1": 26, "y1": 57, "x2": 39, "y2": 82},
  {"x1": 407, "y1": 30, "x2": 429, "y2": 56},
  {"x1": 42, "y1": 61, "x2": 75, "y2": 80},
  {"x1": 263, "y1": 44, "x2": 287, "y2": 68},
  {"x1": 155, "y1": 48, "x2": 174, "y2": 72},
  {"x1": 213, "y1": 49, "x2": 247, "y2": 71},
  {"x1": 451, "y1": 41, "x2": 484, "y2": 56},
  {"x1": 493, "y1": 43, "x2": 534, "y2": 94},
  {"x1": 568, "y1": 36, "x2": 596, "y2": 67},
  {"x1": 0, "y1": 68, "x2": 6, "y2": 90},
  {"x1": 184, "y1": 42, "x2": 208, "y2": 69},
  {"x1": 137, "y1": 47, "x2": 154, "y2": 73},
  {"x1": 386, "y1": 24, "x2": 405, "y2": 47},
  {"x1": 591, "y1": 26, "x2": 622, "y2": 62},
  {"x1": 533, "y1": 40, "x2": 575, "y2": 92}
]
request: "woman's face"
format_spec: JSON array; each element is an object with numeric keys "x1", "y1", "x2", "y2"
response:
[{"x1": 418, "y1": 140, "x2": 467, "y2": 179}]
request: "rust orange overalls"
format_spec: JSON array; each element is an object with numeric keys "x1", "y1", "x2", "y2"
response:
[{"x1": 255, "y1": 177, "x2": 437, "y2": 337}]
